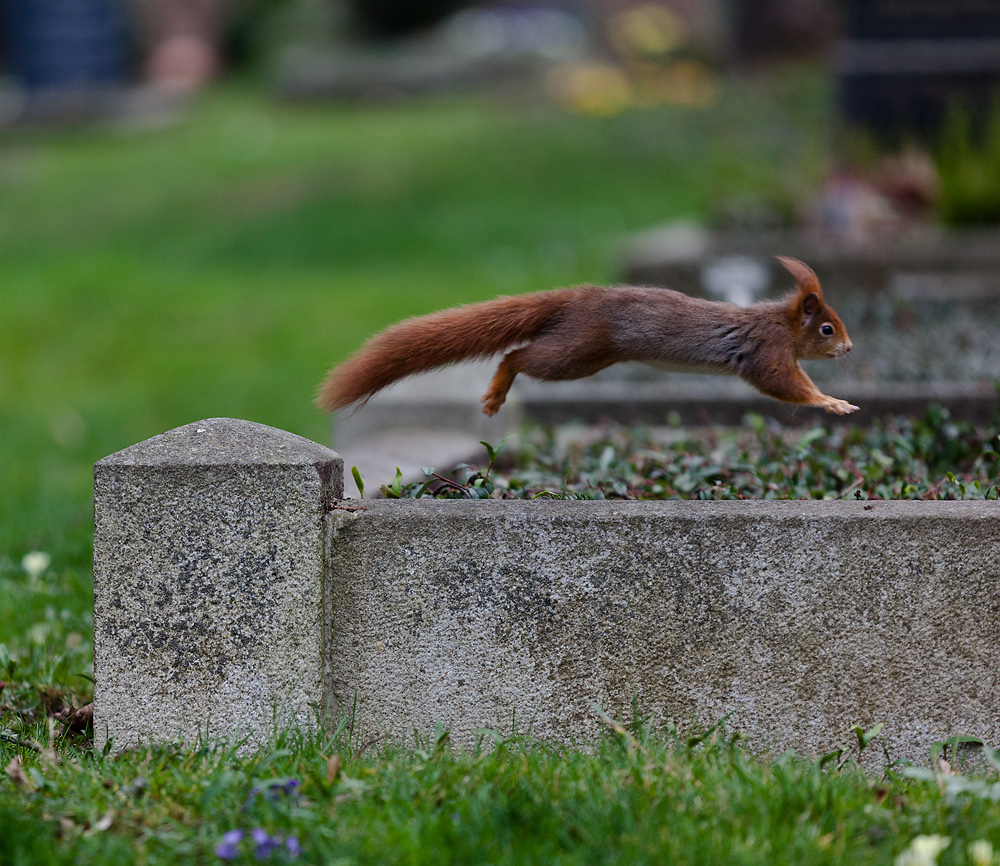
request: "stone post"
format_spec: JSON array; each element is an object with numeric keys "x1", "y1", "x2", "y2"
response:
[{"x1": 93, "y1": 418, "x2": 342, "y2": 750}]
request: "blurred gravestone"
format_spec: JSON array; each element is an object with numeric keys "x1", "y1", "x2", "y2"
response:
[
  {"x1": 733, "y1": 0, "x2": 836, "y2": 63},
  {"x1": 838, "y1": 0, "x2": 1000, "y2": 140},
  {"x1": 3, "y1": 0, "x2": 128, "y2": 88},
  {"x1": 346, "y1": 0, "x2": 467, "y2": 39}
]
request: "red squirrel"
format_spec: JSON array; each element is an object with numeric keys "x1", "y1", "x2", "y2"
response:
[{"x1": 318, "y1": 256, "x2": 858, "y2": 417}]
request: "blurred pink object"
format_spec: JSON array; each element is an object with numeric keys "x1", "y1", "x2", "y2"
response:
[
  {"x1": 815, "y1": 173, "x2": 896, "y2": 244},
  {"x1": 131, "y1": 0, "x2": 232, "y2": 92},
  {"x1": 813, "y1": 151, "x2": 938, "y2": 245},
  {"x1": 145, "y1": 34, "x2": 218, "y2": 93}
]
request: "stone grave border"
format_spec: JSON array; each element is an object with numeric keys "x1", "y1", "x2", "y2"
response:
[{"x1": 93, "y1": 418, "x2": 1000, "y2": 765}]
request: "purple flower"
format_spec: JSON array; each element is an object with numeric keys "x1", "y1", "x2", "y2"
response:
[
  {"x1": 251, "y1": 828, "x2": 281, "y2": 860},
  {"x1": 217, "y1": 826, "x2": 301, "y2": 862},
  {"x1": 267, "y1": 779, "x2": 300, "y2": 801},
  {"x1": 215, "y1": 829, "x2": 244, "y2": 860},
  {"x1": 248, "y1": 778, "x2": 302, "y2": 804}
]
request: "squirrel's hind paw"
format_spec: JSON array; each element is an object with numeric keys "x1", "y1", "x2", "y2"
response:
[{"x1": 481, "y1": 392, "x2": 503, "y2": 417}]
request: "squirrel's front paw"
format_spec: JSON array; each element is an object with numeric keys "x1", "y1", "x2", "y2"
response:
[{"x1": 819, "y1": 396, "x2": 860, "y2": 415}]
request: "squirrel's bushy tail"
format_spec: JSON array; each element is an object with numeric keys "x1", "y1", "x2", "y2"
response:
[{"x1": 317, "y1": 289, "x2": 575, "y2": 411}]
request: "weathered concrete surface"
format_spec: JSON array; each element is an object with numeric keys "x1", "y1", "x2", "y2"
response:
[
  {"x1": 326, "y1": 499, "x2": 1000, "y2": 761},
  {"x1": 93, "y1": 418, "x2": 343, "y2": 749}
]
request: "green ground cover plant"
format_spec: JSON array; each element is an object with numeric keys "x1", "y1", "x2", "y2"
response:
[
  {"x1": 385, "y1": 407, "x2": 1000, "y2": 501},
  {"x1": 2, "y1": 72, "x2": 999, "y2": 864}
]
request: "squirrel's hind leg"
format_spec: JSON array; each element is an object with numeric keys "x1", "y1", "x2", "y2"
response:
[
  {"x1": 481, "y1": 341, "x2": 617, "y2": 416},
  {"x1": 482, "y1": 352, "x2": 521, "y2": 416}
]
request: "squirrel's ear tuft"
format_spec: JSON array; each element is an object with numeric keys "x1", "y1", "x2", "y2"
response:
[{"x1": 776, "y1": 256, "x2": 822, "y2": 300}]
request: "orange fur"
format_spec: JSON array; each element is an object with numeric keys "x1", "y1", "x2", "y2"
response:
[
  {"x1": 317, "y1": 257, "x2": 859, "y2": 417},
  {"x1": 317, "y1": 290, "x2": 577, "y2": 411}
]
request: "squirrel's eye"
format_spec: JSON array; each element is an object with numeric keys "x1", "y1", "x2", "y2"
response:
[{"x1": 820, "y1": 324, "x2": 834, "y2": 336}]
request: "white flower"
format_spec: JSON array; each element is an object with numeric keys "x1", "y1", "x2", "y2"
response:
[
  {"x1": 969, "y1": 840, "x2": 995, "y2": 866},
  {"x1": 21, "y1": 551, "x2": 51, "y2": 579},
  {"x1": 894, "y1": 835, "x2": 951, "y2": 866}
]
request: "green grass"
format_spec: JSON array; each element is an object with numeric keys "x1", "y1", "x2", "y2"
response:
[
  {"x1": 3, "y1": 71, "x2": 999, "y2": 864},
  {"x1": 3, "y1": 717, "x2": 1000, "y2": 866}
]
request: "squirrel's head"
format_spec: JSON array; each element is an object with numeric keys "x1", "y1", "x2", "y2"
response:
[{"x1": 777, "y1": 256, "x2": 853, "y2": 361}]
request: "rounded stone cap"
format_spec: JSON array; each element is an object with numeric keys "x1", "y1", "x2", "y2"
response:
[{"x1": 96, "y1": 418, "x2": 342, "y2": 467}]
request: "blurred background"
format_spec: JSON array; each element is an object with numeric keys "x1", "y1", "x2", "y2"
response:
[{"x1": 1, "y1": 0, "x2": 1000, "y2": 558}]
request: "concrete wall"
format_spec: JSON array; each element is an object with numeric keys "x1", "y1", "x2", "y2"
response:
[
  {"x1": 329, "y1": 499, "x2": 1000, "y2": 763},
  {"x1": 94, "y1": 420, "x2": 1000, "y2": 762}
]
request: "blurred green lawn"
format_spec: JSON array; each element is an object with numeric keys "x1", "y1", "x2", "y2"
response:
[{"x1": 0, "y1": 72, "x2": 830, "y2": 564}]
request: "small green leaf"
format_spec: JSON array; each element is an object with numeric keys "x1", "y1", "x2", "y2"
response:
[
  {"x1": 932, "y1": 734, "x2": 984, "y2": 763},
  {"x1": 379, "y1": 467, "x2": 404, "y2": 499},
  {"x1": 481, "y1": 434, "x2": 514, "y2": 457},
  {"x1": 351, "y1": 465, "x2": 365, "y2": 499},
  {"x1": 817, "y1": 749, "x2": 842, "y2": 770},
  {"x1": 480, "y1": 435, "x2": 514, "y2": 482},
  {"x1": 852, "y1": 722, "x2": 884, "y2": 754}
]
